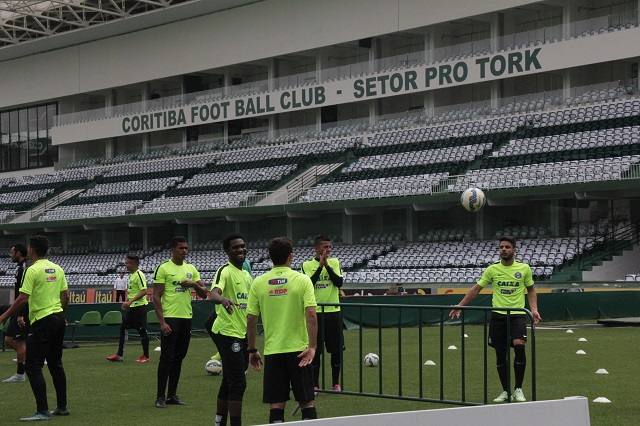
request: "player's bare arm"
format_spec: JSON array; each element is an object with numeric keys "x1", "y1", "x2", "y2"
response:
[
  {"x1": 449, "y1": 284, "x2": 482, "y2": 319},
  {"x1": 246, "y1": 314, "x2": 263, "y2": 371},
  {"x1": 297, "y1": 306, "x2": 317, "y2": 367},
  {"x1": 210, "y1": 287, "x2": 239, "y2": 314},
  {"x1": 527, "y1": 285, "x2": 541, "y2": 324},
  {"x1": 153, "y1": 283, "x2": 171, "y2": 335}
]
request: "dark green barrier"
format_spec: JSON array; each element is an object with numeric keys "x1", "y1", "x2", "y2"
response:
[
  {"x1": 62, "y1": 291, "x2": 640, "y2": 339},
  {"x1": 339, "y1": 292, "x2": 640, "y2": 327},
  {"x1": 63, "y1": 301, "x2": 215, "y2": 341}
]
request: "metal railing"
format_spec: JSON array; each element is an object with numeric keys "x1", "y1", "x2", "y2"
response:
[
  {"x1": 316, "y1": 303, "x2": 536, "y2": 406},
  {"x1": 578, "y1": 221, "x2": 640, "y2": 272}
]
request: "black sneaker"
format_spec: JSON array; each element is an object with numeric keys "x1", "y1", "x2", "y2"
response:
[
  {"x1": 165, "y1": 395, "x2": 187, "y2": 406},
  {"x1": 51, "y1": 407, "x2": 70, "y2": 416},
  {"x1": 155, "y1": 397, "x2": 167, "y2": 408}
]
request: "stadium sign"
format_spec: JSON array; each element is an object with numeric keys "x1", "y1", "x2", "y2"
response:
[
  {"x1": 120, "y1": 48, "x2": 541, "y2": 135},
  {"x1": 53, "y1": 47, "x2": 547, "y2": 143}
]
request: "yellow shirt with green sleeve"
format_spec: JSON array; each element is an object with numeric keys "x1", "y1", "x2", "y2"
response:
[
  {"x1": 301, "y1": 257, "x2": 342, "y2": 313},
  {"x1": 211, "y1": 262, "x2": 252, "y2": 339},
  {"x1": 128, "y1": 270, "x2": 149, "y2": 308},
  {"x1": 19, "y1": 259, "x2": 68, "y2": 323},
  {"x1": 153, "y1": 260, "x2": 201, "y2": 319},
  {"x1": 246, "y1": 266, "x2": 316, "y2": 355},
  {"x1": 477, "y1": 260, "x2": 534, "y2": 315}
]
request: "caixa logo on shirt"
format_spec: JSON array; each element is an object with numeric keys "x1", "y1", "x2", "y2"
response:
[{"x1": 268, "y1": 288, "x2": 288, "y2": 296}]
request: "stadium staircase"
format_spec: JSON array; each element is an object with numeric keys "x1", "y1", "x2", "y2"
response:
[
  {"x1": 13, "y1": 189, "x2": 85, "y2": 223},
  {"x1": 550, "y1": 222, "x2": 640, "y2": 282},
  {"x1": 255, "y1": 162, "x2": 343, "y2": 206},
  {"x1": 583, "y1": 241, "x2": 640, "y2": 281}
]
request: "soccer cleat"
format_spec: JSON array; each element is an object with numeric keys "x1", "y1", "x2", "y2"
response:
[
  {"x1": 165, "y1": 395, "x2": 187, "y2": 405},
  {"x1": 106, "y1": 354, "x2": 123, "y2": 362},
  {"x1": 493, "y1": 390, "x2": 509, "y2": 403},
  {"x1": 50, "y1": 407, "x2": 70, "y2": 416},
  {"x1": 512, "y1": 388, "x2": 526, "y2": 402},
  {"x1": 3, "y1": 374, "x2": 26, "y2": 382},
  {"x1": 19, "y1": 411, "x2": 51, "y2": 422},
  {"x1": 331, "y1": 384, "x2": 342, "y2": 392},
  {"x1": 155, "y1": 397, "x2": 167, "y2": 408},
  {"x1": 135, "y1": 356, "x2": 150, "y2": 363},
  {"x1": 210, "y1": 352, "x2": 221, "y2": 361},
  {"x1": 313, "y1": 386, "x2": 319, "y2": 396}
]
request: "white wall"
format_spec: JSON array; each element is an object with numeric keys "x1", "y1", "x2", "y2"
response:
[
  {"x1": 0, "y1": 0, "x2": 541, "y2": 109},
  {"x1": 275, "y1": 397, "x2": 590, "y2": 426}
]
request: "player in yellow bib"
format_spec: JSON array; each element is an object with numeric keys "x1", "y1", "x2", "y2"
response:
[
  {"x1": 209, "y1": 234, "x2": 252, "y2": 426},
  {"x1": 450, "y1": 236, "x2": 541, "y2": 403},
  {"x1": 301, "y1": 235, "x2": 344, "y2": 392},
  {"x1": 153, "y1": 236, "x2": 208, "y2": 408},
  {"x1": 0, "y1": 235, "x2": 70, "y2": 421},
  {"x1": 247, "y1": 236, "x2": 319, "y2": 423},
  {"x1": 106, "y1": 255, "x2": 150, "y2": 363}
]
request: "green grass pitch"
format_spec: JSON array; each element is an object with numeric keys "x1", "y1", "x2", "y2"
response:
[{"x1": 0, "y1": 325, "x2": 636, "y2": 425}]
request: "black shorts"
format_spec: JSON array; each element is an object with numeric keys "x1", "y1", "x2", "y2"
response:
[
  {"x1": 5, "y1": 315, "x2": 30, "y2": 340},
  {"x1": 488, "y1": 312, "x2": 528, "y2": 348},
  {"x1": 122, "y1": 305, "x2": 148, "y2": 329},
  {"x1": 316, "y1": 311, "x2": 343, "y2": 354},
  {"x1": 211, "y1": 332, "x2": 248, "y2": 374},
  {"x1": 263, "y1": 352, "x2": 315, "y2": 404}
]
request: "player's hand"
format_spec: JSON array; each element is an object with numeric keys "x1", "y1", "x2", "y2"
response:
[
  {"x1": 121, "y1": 301, "x2": 131, "y2": 310},
  {"x1": 220, "y1": 297, "x2": 239, "y2": 314},
  {"x1": 532, "y1": 311, "x2": 541, "y2": 324},
  {"x1": 297, "y1": 347, "x2": 315, "y2": 367},
  {"x1": 17, "y1": 316, "x2": 25, "y2": 327},
  {"x1": 161, "y1": 322, "x2": 172, "y2": 336},
  {"x1": 180, "y1": 280, "x2": 195, "y2": 288},
  {"x1": 448, "y1": 308, "x2": 461, "y2": 319},
  {"x1": 249, "y1": 352, "x2": 263, "y2": 371},
  {"x1": 318, "y1": 250, "x2": 328, "y2": 267}
]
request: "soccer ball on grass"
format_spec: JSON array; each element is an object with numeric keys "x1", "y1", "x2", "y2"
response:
[
  {"x1": 205, "y1": 359, "x2": 223, "y2": 375},
  {"x1": 364, "y1": 353, "x2": 379, "y2": 367}
]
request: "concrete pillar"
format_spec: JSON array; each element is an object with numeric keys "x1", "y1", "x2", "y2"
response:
[
  {"x1": 423, "y1": 33, "x2": 435, "y2": 118},
  {"x1": 287, "y1": 216, "x2": 293, "y2": 240},
  {"x1": 143, "y1": 227, "x2": 148, "y2": 251},
  {"x1": 316, "y1": 55, "x2": 324, "y2": 133},
  {"x1": 406, "y1": 209, "x2": 416, "y2": 242},
  {"x1": 342, "y1": 213, "x2": 353, "y2": 244}
]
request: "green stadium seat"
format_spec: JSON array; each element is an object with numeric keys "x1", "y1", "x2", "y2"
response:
[
  {"x1": 101, "y1": 311, "x2": 122, "y2": 326},
  {"x1": 65, "y1": 310, "x2": 102, "y2": 348}
]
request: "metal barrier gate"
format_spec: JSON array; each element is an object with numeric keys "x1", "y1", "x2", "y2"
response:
[{"x1": 316, "y1": 303, "x2": 536, "y2": 406}]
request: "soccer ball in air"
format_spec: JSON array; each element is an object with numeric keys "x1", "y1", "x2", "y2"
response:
[
  {"x1": 205, "y1": 359, "x2": 223, "y2": 375},
  {"x1": 460, "y1": 187, "x2": 486, "y2": 212},
  {"x1": 364, "y1": 353, "x2": 379, "y2": 367}
]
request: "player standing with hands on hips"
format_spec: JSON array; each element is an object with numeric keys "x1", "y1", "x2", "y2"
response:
[
  {"x1": 449, "y1": 236, "x2": 541, "y2": 403},
  {"x1": 153, "y1": 236, "x2": 208, "y2": 408},
  {"x1": 301, "y1": 235, "x2": 344, "y2": 393}
]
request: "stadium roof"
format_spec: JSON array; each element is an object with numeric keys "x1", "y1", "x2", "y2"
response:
[{"x1": 0, "y1": 0, "x2": 262, "y2": 61}]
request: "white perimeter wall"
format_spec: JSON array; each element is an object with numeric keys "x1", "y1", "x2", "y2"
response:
[
  {"x1": 274, "y1": 397, "x2": 591, "y2": 426},
  {"x1": 0, "y1": 0, "x2": 540, "y2": 109}
]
